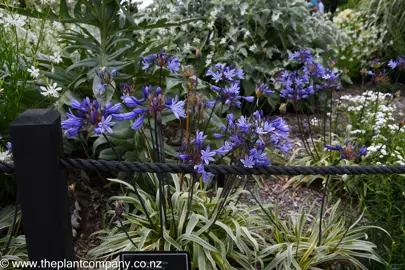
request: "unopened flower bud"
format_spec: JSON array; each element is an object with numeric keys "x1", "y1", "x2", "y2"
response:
[
  {"x1": 329, "y1": 60, "x2": 336, "y2": 69},
  {"x1": 394, "y1": 90, "x2": 401, "y2": 99},
  {"x1": 115, "y1": 201, "x2": 123, "y2": 218},
  {"x1": 400, "y1": 120, "x2": 405, "y2": 128},
  {"x1": 360, "y1": 68, "x2": 367, "y2": 76},
  {"x1": 343, "y1": 67, "x2": 349, "y2": 75},
  {"x1": 279, "y1": 103, "x2": 287, "y2": 115},
  {"x1": 68, "y1": 184, "x2": 75, "y2": 193},
  {"x1": 196, "y1": 48, "x2": 201, "y2": 58}
]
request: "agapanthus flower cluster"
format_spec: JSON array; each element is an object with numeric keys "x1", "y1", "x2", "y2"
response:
[
  {"x1": 315, "y1": 68, "x2": 341, "y2": 91},
  {"x1": 206, "y1": 64, "x2": 253, "y2": 108},
  {"x1": 113, "y1": 85, "x2": 185, "y2": 130},
  {"x1": 210, "y1": 82, "x2": 254, "y2": 108},
  {"x1": 326, "y1": 139, "x2": 367, "y2": 161},
  {"x1": 206, "y1": 63, "x2": 244, "y2": 83},
  {"x1": 388, "y1": 56, "x2": 405, "y2": 70},
  {"x1": 177, "y1": 130, "x2": 215, "y2": 182},
  {"x1": 95, "y1": 68, "x2": 117, "y2": 94},
  {"x1": 142, "y1": 50, "x2": 180, "y2": 74},
  {"x1": 61, "y1": 98, "x2": 122, "y2": 137},
  {"x1": 213, "y1": 110, "x2": 291, "y2": 168},
  {"x1": 279, "y1": 50, "x2": 342, "y2": 99},
  {"x1": 277, "y1": 70, "x2": 314, "y2": 100}
]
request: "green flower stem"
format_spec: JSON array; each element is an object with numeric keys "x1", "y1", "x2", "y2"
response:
[
  {"x1": 318, "y1": 158, "x2": 342, "y2": 246},
  {"x1": 117, "y1": 216, "x2": 138, "y2": 249},
  {"x1": 102, "y1": 133, "x2": 155, "y2": 230}
]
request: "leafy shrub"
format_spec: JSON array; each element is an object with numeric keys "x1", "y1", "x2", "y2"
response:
[{"x1": 142, "y1": 0, "x2": 340, "y2": 108}]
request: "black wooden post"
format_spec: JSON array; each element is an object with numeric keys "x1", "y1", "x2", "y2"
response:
[{"x1": 10, "y1": 109, "x2": 75, "y2": 269}]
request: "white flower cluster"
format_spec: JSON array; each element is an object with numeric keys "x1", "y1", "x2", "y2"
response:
[
  {"x1": 0, "y1": 9, "x2": 65, "y2": 58},
  {"x1": 392, "y1": 148, "x2": 405, "y2": 166},
  {"x1": 310, "y1": 117, "x2": 320, "y2": 126},
  {"x1": 339, "y1": 90, "x2": 405, "y2": 164}
]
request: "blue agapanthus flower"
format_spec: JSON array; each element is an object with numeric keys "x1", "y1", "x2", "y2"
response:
[
  {"x1": 388, "y1": 56, "x2": 405, "y2": 70},
  {"x1": 95, "y1": 67, "x2": 117, "y2": 94},
  {"x1": 303, "y1": 62, "x2": 325, "y2": 78},
  {"x1": 289, "y1": 49, "x2": 313, "y2": 64},
  {"x1": 206, "y1": 64, "x2": 244, "y2": 82},
  {"x1": 142, "y1": 50, "x2": 181, "y2": 74},
  {"x1": 6, "y1": 142, "x2": 12, "y2": 152},
  {"x1": 326, "y1": 139, "x2": 367, "y2": 161},
  {"x1": 61, "y1": 97, "x2": 122, "y2": 137},
  {"x1": 388, "y1": 59, "x2": 398, "y2": 69},
  {"x1": 113, "y1": 85, "x2": 185, "y2": 130},
  {"x1": 255, "y1": 83, "x2": 274, "y2": 97}
]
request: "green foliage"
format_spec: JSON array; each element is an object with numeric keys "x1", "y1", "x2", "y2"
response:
[
  {"x1": 364, "y1": 0, "x2": 405, "y2": 58},
  {"x1": 363, "y1": 174, "x2": 405, "y2": 269},
  {"x1": 0, "y1": 3, "x2": 58, "y2": 134}
]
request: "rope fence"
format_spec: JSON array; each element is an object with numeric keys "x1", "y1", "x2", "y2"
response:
[{"x1": 3, "y1": 158, "x2": 405, "y2": 175}]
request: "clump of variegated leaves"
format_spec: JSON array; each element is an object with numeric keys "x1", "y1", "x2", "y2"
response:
[{"x1": 331, "y1": 9, "x2": 392, "y2": 75}]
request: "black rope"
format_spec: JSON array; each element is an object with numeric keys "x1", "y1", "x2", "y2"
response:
[
  {"x1": 58, "y1": 158, "x2": 405, "y2": 175},
  {"x1": 3, "y1": 158, "x2": 405, "y2": 175}
]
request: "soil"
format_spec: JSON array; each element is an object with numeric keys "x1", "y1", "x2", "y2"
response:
[{"x1": 67, "y1": 170, "x2": 115, "y2": 261}]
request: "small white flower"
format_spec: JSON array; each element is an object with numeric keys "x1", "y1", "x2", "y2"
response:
[
  {"x1": 220, "y1": 38, "x2": 227, "y2": 44},
  {"x1": 40, "y1": 82, "x2": 62, "y2": 98},
  {"x1": 207, "y1": 21, "x2": 215, "y2": 29},
  {"x1": 244, "y1": 30, "x2": 251, "y2": 38},
  {"x1": 249, "y1": 44, "x2": 257, "y2": 52},
  {"x1": 50, "y1": 52, "x2": 62, "y2": 64},
  {"x1": 5, "y1": 14, "x2": 26, "y2": 29},
  {"x1": 0, "y1": 151, "x2": 9, "y2": 162},
  {"x1": 183, "y1": 43, "x2": 191, "y2": 52},
  {"x1": 193, "y1": 38, "x2": 200, "y2": 44},
  {"x1": 28, "y1": 66, "x2": 40, "y2": 78}
]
